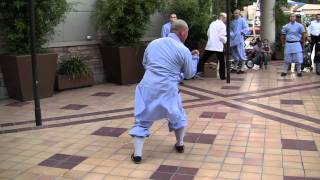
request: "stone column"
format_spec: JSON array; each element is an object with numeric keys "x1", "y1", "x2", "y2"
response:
[{"x1": 260, "y1": 0, "x2": 276, "y2": 43}]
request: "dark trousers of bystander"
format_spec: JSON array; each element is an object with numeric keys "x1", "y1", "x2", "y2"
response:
[{"x1": 197, "y1": 50, "x2": 225, "y2": 80}]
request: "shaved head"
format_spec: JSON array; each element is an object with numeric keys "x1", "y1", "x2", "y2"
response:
[
  {"x1": 171, "y1": 19, "x2": 189, "y2": 43},
  {"x1": 171, "y1": 19, "x2": 188, "y2": 33}
]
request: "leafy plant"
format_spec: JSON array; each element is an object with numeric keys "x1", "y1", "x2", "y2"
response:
[
  {"x1": 0, "y1": 0, "x2": 70, "y2": 55},
  {"x1": 168, "y1": 0, "x2": 212, "y2": 43},
  {"x1": 275, "y1": 1, "x2": 290, "y2": 52},
  {"x1": 96, "y1": 0, "x2": 166, "y2": 46},
  {"x1": 58, "y1": 55, "x2": 91, "y2": 80}
]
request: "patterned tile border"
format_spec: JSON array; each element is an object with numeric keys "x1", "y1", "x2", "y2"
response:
[
  {"x1": 0, "y1": 89, "x2": 210, "y2": 128},
  {"x1": 219, "y1": 101, "x2": 320, "y2": 134},
  {"x1": 243, "y1": 101, "x2": 320, "y2": 125},
  {"x1": 182, "y1": 81, "x2": 320, "y2": 98},
  {"x1": 61, "y1": 104, "x2": 88, "y2": 110},
  {"x1": 91, "y1": 92, "x2": 114, "y2": 97},
  {"x1": 5, "y1": 101, "x2": 31, "y2": 107}
]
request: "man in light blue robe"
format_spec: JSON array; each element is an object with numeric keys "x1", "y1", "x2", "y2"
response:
[
  {"x1": 161, "y1": 13, "x2": 177, "y2": 37},
  {"x1": 230, "y1": 9, "x2": 249, "y2": 73},
  {"x1": 281, "y1": 14, "x2": 305, "y2": 77},
  {"x1": 129, "y1": 20, "x2": 199, "y2": 164}
]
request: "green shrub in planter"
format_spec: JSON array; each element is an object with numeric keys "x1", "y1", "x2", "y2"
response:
[
  {"x1": 96, "y1": 0, "x2": 165, "y2": 46},
  {"x1": 0, "y1": 0, "x2": 70, "y2": 55},
  {"x1": 58, "y1": 55, "x2": 91, "y2": 80},
  {"x1": 168, "y1": 0, "x2": 212, "y2": 44},
  {"x1": 96, "y1": 0, "x2": 166, "y2": 85}
]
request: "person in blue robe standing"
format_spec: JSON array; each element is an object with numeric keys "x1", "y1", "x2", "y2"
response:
[
  {"x1": 129, "y1": 19, "x2": 200, "y2": 164},
  {"x1": 161, "y1": 13, "x2": 177, "y2": 37},
  {"x1": 230, "y1": 9, "x2": 249, "y2": 74},
  {"x1": 281, "y1": 13, "x2": 305, "y2": 77}
]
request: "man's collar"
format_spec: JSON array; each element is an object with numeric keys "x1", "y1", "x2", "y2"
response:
[{"x1": 168, "y1": 33, "x2": 182, "y2": 43}]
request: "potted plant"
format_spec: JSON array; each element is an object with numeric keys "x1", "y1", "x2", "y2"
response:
[
  {"x1": 55, "y1": 55, "x2": 94, "y2": 91},
  {"x1": 168, "y1": 0, "x2": 212, "y2": 53},
  {"x1": 0, "y1": 0, "x2": 69, "y2": 101},
  {"x1": 96, "y1": 0, "x2": 165, "y2": 85},
  {"x1": 273, "y1": 2, "x2": 289, "y2": 60}
]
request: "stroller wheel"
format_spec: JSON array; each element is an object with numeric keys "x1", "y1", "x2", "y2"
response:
[{"x1": 246, "y1": 60, "x2": 254, "y2": 69}]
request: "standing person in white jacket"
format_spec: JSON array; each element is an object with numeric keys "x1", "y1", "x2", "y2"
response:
[{"x1": 197, "y1": 13, "x2": 227, "y2": 80}]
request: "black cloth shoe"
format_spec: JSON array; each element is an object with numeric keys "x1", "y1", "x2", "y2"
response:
[
  {"x1": 281, "y1": 72, "x2": 287, "y2": 76},
  {"x1": 175, "y1": 145, "x2": 184, "y2": 153},
  {"x1": 131, "y1": 154, "x2": 141, "y2": 164},
  {"x1": 297, "y1": 73, "x2": 302, "y2": 77}
]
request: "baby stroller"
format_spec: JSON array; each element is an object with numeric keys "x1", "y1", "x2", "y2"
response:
[{"x1": 301, "y1": 40, "x2": 313, "y2": 72}]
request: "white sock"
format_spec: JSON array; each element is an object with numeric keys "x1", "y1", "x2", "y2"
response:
[
  {"x1": 175, "y1": 128, "x2": 185, "y2": 146},
  {"x1": 134, "y1": 137, "x2": 145, "y2": 157}
]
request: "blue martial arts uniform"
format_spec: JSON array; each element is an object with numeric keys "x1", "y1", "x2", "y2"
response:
[
  {"x1": 161, "y1": 22, "x2": 172, "y2": 37},
  {"x1": 129, "y1": 33, "x2": 199, "y2": 138},
  {"x1": 230, "y1": 17, "x2": 249, "y2": 61},
  {"x1": 282, "y1": 22, "x2": 305, "y2": 64}
]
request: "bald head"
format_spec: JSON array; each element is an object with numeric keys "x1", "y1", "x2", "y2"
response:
[
  {"x1": 171, "y1": 19, "x2": 188, "y2": 33},
  {"x1": 233, "y1": 9, "x2": 241, "y2": 19},
  {"x1": 171, "y1": 19, "x2": 189, "y2": 43}
]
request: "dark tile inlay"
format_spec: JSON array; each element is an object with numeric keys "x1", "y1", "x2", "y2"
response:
[
  {"x1": 150, "y1": 172, "x2": 173, "y2": 180},
  {"x1": 284, "y1": 176, "x2": 320, "y2": 180},
  {"x1": 200, "y1": 112, "x2": 227, "y2": 119},
  {"x1": 213, "y1": 112, "x2": 227, "y2": 119},
  {"x1": 91, "y1": 92, "x2": 114, "y2": 97},
  {"x1": 280, "y1": 99, "x2": 304, "y2": 105},
  {"x1": 158, "y1": 165, "x2": 178, "y2": 173},
  {"x1": 176, "y1": 167, "x2": 198, "y2": 175},
  {"x1": 221, "y1": 86, "x2": 241, "y2": 90},
  {"x1": 38, "y1": 153, "x2": 87, "y2": 169},
  {"x1": 61, "y1": 104, "x2": 88, "y2": 110},
  {"x1": 6, "y1": 101, "x2": 30, "y2": 107},
  {"x1": 184, "y1": 133, "x2": 216, "y2": 144},
  {"x1": 92, "y1": 127, "x2": 127, "y2": 137},
  {"x1": 200, "y1": 112, "x2": 214, "y2": 118},
  {"x1": 171, "y1": 174, "x2": 194, "y2": 180},
  {"x1": 281, "y1": 139, "x2": 318, "y2": 151},
  {"x1": 230, "y1": 77, "x2": 245, "y2": 81},
  {"x1": 151, "y1": 165, "x2": 197, "y2": 180},
  {"x1": 277, "y1": 79, "x2": 294, "y2": 82}
]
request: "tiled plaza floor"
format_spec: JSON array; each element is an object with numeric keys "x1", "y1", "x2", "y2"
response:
[{"x1": 0, "y1": 61, "x2": 320, "y2": 180}]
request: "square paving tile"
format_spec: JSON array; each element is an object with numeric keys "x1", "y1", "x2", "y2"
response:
[
  {"x1": 91, "y1": 92, "x2": 114, "y2": 97},
  {"x1": 221, "y1": 86, "x2": 241, "y2": 90},
  {"x1": 184, "y1": 133, "x2": 216, "y2": 144},
  {"x1": 61, "y1": 104, "x2": 88, "y2": 110},
  {"x1": 38, "y1": 153, "x2": 87, "y2": 169},
  {"x1": 6, "y1": 101, "x2": 30, "y2": 107},
  {"x1": 92, "y1": 127, "x2": 127, "y2": 137},
  {"x1": 281, "y1": 139, "x2": 318, "y2": 151},
  {"x1": 150, "y1": 165, "x2": 198, "y2": 180},
  {"x1": 280, "y1": 100, "x2": 304, "y2": 105}
]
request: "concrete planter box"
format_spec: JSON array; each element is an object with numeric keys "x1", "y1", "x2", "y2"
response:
[
  {"x1": 0, "y1": 53, "x2": 57, "y2": 101},
  {"x1": 100, "y1": 45, "x2": 146, "y2": 85},
  {"x1": 55, "y1": 73, "x2": 94, "y2": 91}
]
